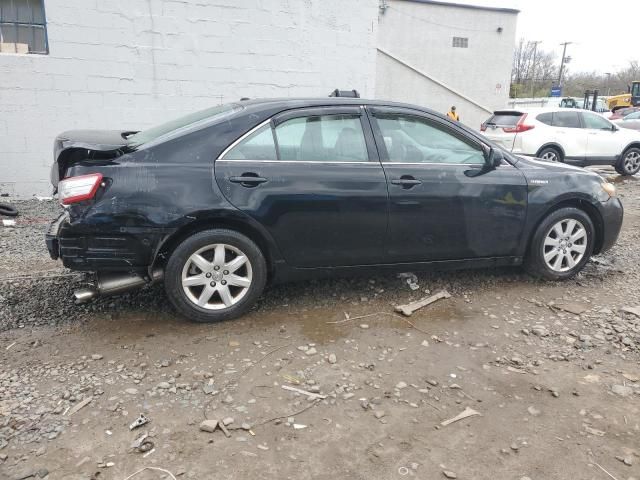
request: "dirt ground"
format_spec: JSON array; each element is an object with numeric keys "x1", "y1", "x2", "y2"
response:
[{"x1": 1, "y1": 169, "x2": 639, "y2": 480}]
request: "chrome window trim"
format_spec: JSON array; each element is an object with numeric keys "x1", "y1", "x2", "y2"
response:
[
  {"x1": 216, "y1": 159, "x2": 375, "y2": 165},
  {"x1": 217, "y1": 119, "x2": 273, "y2": 160}
]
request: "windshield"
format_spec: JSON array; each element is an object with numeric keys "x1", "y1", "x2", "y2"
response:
[
  {"x1": 127, "y1": 103, "x2": 242, "y2": 146},
  {"x1": 632, "y1": 82, "x2": 640, "y2": 97}
]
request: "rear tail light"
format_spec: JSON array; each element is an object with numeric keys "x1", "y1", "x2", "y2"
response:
[
  {"x1": 480, "y1": 123, "x2": 487, "y2": 132},
  {"x1": 503, "y1": 114, "x2": 534, "y2": 133},
  {"x1": 58, "y1": 173, "x2": 103, "y2": 205}
]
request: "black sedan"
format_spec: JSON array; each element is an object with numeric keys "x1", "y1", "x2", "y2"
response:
[{"x1": 46, "y1": 97, "x2": 623, "y2": 322}]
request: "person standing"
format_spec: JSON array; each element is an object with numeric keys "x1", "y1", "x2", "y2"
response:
[{"x1": 446, "y1": 106, "x2": 460, "y2": 121}]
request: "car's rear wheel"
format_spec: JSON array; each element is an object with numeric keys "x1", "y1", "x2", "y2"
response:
[
  {"x1": 615, "y1": 147, "x2": 640, "y2": 176},
  {"x1": 524, "y1": 207, "x2": 594, "y2": 280},
  {"x1": 164, "y1": 229, "x2": 267, "y2": 323},
  {"x1": 537, "y1": 146, "x2": 562, "y2": 163}
]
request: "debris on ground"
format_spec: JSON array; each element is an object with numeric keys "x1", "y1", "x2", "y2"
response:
[
  {"x1": 66, "y1": 396, "x2": 93, "y2": 416},
  {"x1": 281, "y1": 385, "x2": 327, "y2": 400},
  {"x1": 621, "y1": 305, "x2": 640, "y2": 317},
  {"x1": 398, "y1": 272, "x2": 420, "y2": 291},
  {"x1": 440, "y1": 407, "x2": 481, "y2": 427},
  {"x1": 129, "y1": 414, "x2": 150, "y2": 431},
  {"x1": 395, "y1": 290, "x2": 451, "y2": 316}
]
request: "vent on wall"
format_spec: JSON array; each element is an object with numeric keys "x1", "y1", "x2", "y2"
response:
[{"x1": 452, "y1": 37, "x2": 469, "y2": 48}]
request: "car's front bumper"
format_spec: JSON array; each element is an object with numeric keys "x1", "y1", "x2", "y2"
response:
[{"x1": 597, "y1": 197, "x2": 624, "y2": 253}]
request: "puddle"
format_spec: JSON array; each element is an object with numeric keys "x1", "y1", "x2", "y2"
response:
[{"x1": 245, "y1": 298, "x2": 472, "y2": 344}]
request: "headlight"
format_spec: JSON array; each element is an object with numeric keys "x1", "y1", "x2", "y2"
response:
[{"x1": 601, "y1": 182, "x2": 616, "y2": 198}]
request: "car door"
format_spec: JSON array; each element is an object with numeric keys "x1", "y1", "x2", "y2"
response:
[
  {"x1": 367, "y1": 107, "x2": 528, "y2": 263},
  {"x1": 214, "y1": 106, "x2": 389, "y2": 268},
  {"x1": 549, "y1": 111, "x2": 587, "y2": 162},
  {"x1": 581, "y1": 111, "x2": 622, "y2": 163}
]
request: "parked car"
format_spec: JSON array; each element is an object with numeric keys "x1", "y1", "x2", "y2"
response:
[
  {"x1": 481, "y1": 107, "x2": 640, "y2": 176},
  {"x1": 47, "y1": 98, "x2": 623, "y2": 323},
  {"x1": 613, "y1": 111, "x2": 640, "y2": 131},
  {"x1": 606, "y1": 106, "x2": 640, "y2": 120}
]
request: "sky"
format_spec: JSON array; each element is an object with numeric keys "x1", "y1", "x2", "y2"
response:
[{"x1": 446, "y1": 0, "x2": 640, "y2": 74}]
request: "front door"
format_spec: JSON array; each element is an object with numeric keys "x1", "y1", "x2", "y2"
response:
[
  {"x1": 368, "y1": 107, "x2": 528, "y2": 263},
  {"x1": 214, "y1": 106, "x2": 389, "y2": 268},
  {"x1": 581, "y1": 111, "x2": 620, "y2": 164}
]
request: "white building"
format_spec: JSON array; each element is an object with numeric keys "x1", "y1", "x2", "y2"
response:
[
  {"x1": 0, "y1": 0, "x2": 517, "y2": 197},
  {"x1": 377, "y1": 0, "x2": 518, "y2": 130}
]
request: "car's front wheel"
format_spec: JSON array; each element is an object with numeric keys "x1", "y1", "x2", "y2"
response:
[
  {"x1": 615, "y1": 147, "x2": 640, "y2": 176},
  {"x1": 524, "y1": 207, "x2": 594, "y2": 280},
  {"x1": 164, "y1": 229, "x2": 267, "y2": 323}
]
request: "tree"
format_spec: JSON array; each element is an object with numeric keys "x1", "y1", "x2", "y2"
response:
[{"x1": 510, "y1": 38, "x2": 558, "y2": 98}]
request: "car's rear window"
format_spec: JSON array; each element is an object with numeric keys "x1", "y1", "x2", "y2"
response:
[
  {"x1": 127, "y1": 103, "x2": 243, "y2": 146},
  {"x1": 485, "y1": 112, "x2": 523, "y2": 127}
]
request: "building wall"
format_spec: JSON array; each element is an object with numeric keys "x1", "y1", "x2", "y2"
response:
[
  {"x1": 0, "y1": 0, "x2": 378, "y2": 197},
  {"x1": 376, "y1": 0, "x2": 517, "y2": 130}
]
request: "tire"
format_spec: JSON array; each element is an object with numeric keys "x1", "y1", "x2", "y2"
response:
[
  {"x1": 615, "y1": 147, "x2": 640, "y2": 176},
  {"x1": 0, "y1": 203, "x2": 18, "y2": 217},
  {"x1": 537, "y1": 146, "x2": 563, "y2": 163},
  {"x1": 164, "y1": 229, "x2": 267, "y2": 323},
  {"x1": 524, "y1": 207, "x2": 595, "y2": 280}
]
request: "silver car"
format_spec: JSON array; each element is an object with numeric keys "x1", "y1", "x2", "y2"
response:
[{"x1": 614, "y1": 111, "x2": 640, "y2": 131}]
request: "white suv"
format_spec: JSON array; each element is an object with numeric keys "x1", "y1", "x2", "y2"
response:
[{"x1": 481, "y1": 107, "x2": 640, "y2": 175}]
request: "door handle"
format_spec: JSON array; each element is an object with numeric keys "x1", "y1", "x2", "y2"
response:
[
  {"x1": 391, "y1": 177, "x2": 422, "y2": 188},
  {"x1": 229, "y1": 174, "x2": 268, "y2": 186}
]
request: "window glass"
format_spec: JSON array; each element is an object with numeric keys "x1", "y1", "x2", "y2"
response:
[
  {"x1": 0, "y1": 0, "x2": 48, "y2": 54},
  {"x1": 486, "y1": 113, "x2": 522, "y2": 127},
  {"x1": 552, "y1": 111, "x2": 580, "y2": 128},
  {"x1": 223, "y1": 124, "x2": 277, "y2": 160},
  {"x1": 632, "y1": 83, "x2": 640, "y2": 97},
  {"x1": 624, "y1": 111, "x2": 640, "y2": 120},
  {"x1": 127, "y1": 104, "x2": 242, "y2": 146},
  {"x1": 536, "y1": 112, "x2": 553, "y2": 126},
  {"x1": 582, "y1": 112, "x2": 613, "y2": 130},
  {"x1": 274, "y1": 114, "x2": 368, "y2": 162},
  {"x1": 376, "y1": 114, "x2": 484, "y2": 165}
]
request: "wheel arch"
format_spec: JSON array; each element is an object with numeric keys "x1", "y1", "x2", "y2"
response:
[
  {"x1": 535, "y1": 143, "x2": 565, "y2": 160},
  {"x1": 152, "y1": 215, "x2": 282, "y2": 282},
  {"x1": 621, "y1": 142, "x2": 640, "y2": 155},
  {"x1": 527, "y1": 198, "x2": 605, "y2": 255}
]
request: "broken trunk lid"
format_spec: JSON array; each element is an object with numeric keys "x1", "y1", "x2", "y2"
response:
[{"x1": 51, "y1": 130, "x2": 135, "y2": 188}]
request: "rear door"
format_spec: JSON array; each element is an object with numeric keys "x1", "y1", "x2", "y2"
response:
[
  {"x1": 581, "y1": 111, "x2": 620, "y2": 163},
  {"x1": 481, "y1": 111, "x2": 523, "y2": 151},
  {"x1": 369, "y1": 107, "x2": 528, "y2": 263},
  {"x1": 550, "y1": 111, "x2": 587, "y2": 162},
  {"x1": 214, "y1": 106, "x2": 389, "y2": 268}
]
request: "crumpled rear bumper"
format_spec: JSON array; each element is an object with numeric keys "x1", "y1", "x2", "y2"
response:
[{"x1": 45, "y1": 213, "x2": 161, "y2": 271}]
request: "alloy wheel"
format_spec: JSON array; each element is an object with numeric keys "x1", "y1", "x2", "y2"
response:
[
  {"x1": 181, "y1": 244, "x2": 253, "y2": 310},
  {"x1": 623, "y1": 150, "x2": 640, "y2": 174},
  {"x1": 540, "y1": 151, "x2": 558, "y2": 162},
  {"x1": 542, "y1": 219, "x2": 587, "y2": 272}
]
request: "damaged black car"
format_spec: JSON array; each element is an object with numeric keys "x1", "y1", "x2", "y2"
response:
[{"x1": 46, "y1": 98, "x2": 623, "y2": 323}]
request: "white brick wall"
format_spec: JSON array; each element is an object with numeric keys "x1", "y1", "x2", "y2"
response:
[
  {"x1": 376, "y1": 0, "x2": 518, "y2": 130},
  {"x1": 0, "y1": 0, "x2": 378, "y2": 197}
]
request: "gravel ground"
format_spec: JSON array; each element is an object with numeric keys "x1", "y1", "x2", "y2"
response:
[{"x1": 1, "y1": 175, "x2": 639, "y2": 480}]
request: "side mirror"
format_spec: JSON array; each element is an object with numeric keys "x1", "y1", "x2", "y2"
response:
[
  {"x1": 611, "y1": 124, "x2": 618, "y2": 132},
  {"x1": 487, "y1": 147, "x2": 503, "y2": 168}
]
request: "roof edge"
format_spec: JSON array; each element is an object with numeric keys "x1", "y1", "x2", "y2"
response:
[{"x1": 397, "y1": 0, "x2": 520, "y2": 14}]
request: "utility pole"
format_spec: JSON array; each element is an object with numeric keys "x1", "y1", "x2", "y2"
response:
[
  {"x1": 529, "y1": 40, "x2": 542, "y2": 98},
  {"x1": 557, "y1": 41, "x2": 572, "y2": 89}
]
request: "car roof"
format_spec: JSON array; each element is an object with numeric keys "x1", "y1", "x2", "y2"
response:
[{"x1": 235, "y1": 96, "x2": 441, "y2": 113}]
